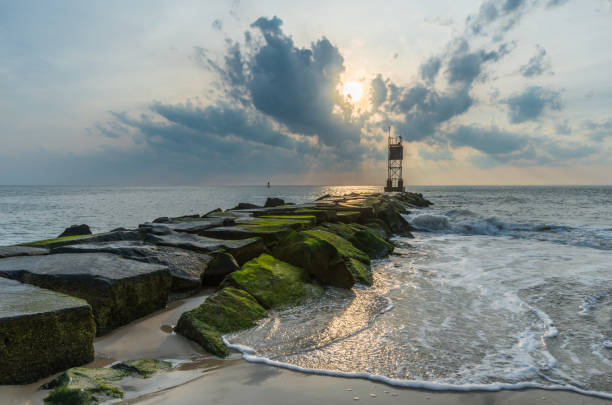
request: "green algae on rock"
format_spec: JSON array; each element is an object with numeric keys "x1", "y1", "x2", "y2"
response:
[
  {"x1": 20, "y1": 234, "x2": 91, "y2": 248},
  {"x1": 43, "y1": 359, "x2": 172, "y2": 404},
  {"x1": 0, "y1": 278, "x2": 95, "y2": 385},
  {"x1": 175, "y1": 287, "x2": 267, "y2": 357},
  {"x1": 222, "y1": 254, "x2": 324, "y2": 309},
  {"x1": 111, "y1": 358, "x2": 172, "y2": 378},
  {"x1": 318, "y1": 222, "x2": 394, "y2": 259}
]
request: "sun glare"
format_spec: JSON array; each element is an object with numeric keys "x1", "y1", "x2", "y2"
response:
[{"x1": 343, "y1": 81, "x2": 363, "y2": 102}]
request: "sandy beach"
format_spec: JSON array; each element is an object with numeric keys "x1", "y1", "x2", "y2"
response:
[{"x1": 2, "y1": 290, "x2": 609, "y2": 405}]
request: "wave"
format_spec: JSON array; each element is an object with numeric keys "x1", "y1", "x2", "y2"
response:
[
  {"x1": 223, "y1": 338, "x2": 612, "y2": 400},
  {"x1": 406, "y1": 211, "x2": 612, "y2": 250}
]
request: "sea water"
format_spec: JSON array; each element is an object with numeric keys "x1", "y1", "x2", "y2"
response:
[
  {"x1": 225, "y1": 186, "x2": 612, "y2": 398},
  {"x1": 1, "y1": 185, "x2": 610, "y2": 398}
]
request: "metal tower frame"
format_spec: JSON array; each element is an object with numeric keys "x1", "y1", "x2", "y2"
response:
[{"x1": 384, "y1": 127, "x2": 405, "y2": 192}]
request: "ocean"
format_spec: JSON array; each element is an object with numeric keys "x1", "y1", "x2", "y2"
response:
[{"x1": 1, "y1": 185, "x2": 611, "y2": 398}]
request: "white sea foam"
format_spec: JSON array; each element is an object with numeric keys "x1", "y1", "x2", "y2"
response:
[{"x1": 223, "y1": 338, "x2": 612, "y2": 400}]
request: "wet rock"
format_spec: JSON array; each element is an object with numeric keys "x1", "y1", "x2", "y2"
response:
[
  {"x1": 110, "y1": 227, "x2": 128, "y2": 232},
  {"x1": 0, "y1": 278, "x2": 95, "y2": 384},
  {"x1": 58, "y1": 224, "x2": 92, "y2": 238},
  {"x1": 0, "y1": 245, "x2": 48, "y2": 258},
  {"x1": 176, "y1": 286, "x2": 267, "y2": 357},
  {"x1": 202, "y1": 252, "x2": 240, "y2": 286},
  {"x1": 43, "y1": 359, "x2": 171, "y2": 404},
  {"x1": 52, "y1": 241, "x2": 212, "y2": 293},
  {"x1": 264, "y1": 197, "x2": 285, "y2": 208},
  {"x1": 374, "y1": 201, "x2": 414, "y2": 237},
  {"x1": 0, "y1": 253, "x2": 171, "y2": 335},
  {"x1": 141, "y1": 230, "x2": 264, "y2": 265},
  {"x1": 203, "y1": 208, "x2": 222, "y2": 217},
  {"x1": 152, "y1": 216, "x2": 170, "y2": 223},
  {"x1": 315, "y1": 193, "x2": 331, "y2": 201},
  {"x1": 200, "y1": 217, "x2": 313, "y2": 246},
  {"x1": 231, "y1": 202, "x2": 261, "y2": 210},
  {"x1": 318, "y1": 222, "x2": 394, "y2": 259},
  {"x1": 274, "y1": 230, "x2": 372, "y2": 288},
  {"x1": 110, "y1": 358, "x2": 172, "y2": 378},
  {"x1": 336, "y1": 211, "x2": 362, "y2": 223},
  {"x1": 222, "y1": 254, "x2": 324, "y2": 309},
  {"x1": 141, "y1": 217, "x2": 234, "y2": 234}
]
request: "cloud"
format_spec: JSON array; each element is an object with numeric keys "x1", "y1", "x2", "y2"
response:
[
  {"x1": 212, "y1": 19, "x2": 223, "y2": 31},
  {"x1": 420, "y1": 56, "x2": 441, "y2": 83},
  {"x1": 446, "y1": 42, "x2": 510, "y2": 84},
  {"x1": 370, "y1": 74, "x2": 388, "y2": 108},
  {"x1": 445, "y1": 124, "x2": 598, "y2": 167},
  {"x1": 504, "y1": 86, "x2": 562, "y2": 123},
  {"x1": 418, "y1": 146, "x2": 454, "y2": 161},
  {"x1": 519, "y1": 45, "x2": 551, "y2": 77}
]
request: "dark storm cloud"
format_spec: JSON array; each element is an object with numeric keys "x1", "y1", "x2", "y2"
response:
[
  {"x1": 504, "y1": 86, "x2": 562, "y2": 123},
  {"x1": 519, "y1": 45, "x2": 551, "y2": 77}
]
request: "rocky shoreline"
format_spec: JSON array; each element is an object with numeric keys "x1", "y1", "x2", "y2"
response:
[{"x1": 0, "y1": 191, "x2": 431, "y2": 404}]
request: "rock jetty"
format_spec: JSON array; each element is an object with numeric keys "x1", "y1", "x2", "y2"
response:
[{"x1": 0, "y1": 191, "x2": 432, "y2": 391}]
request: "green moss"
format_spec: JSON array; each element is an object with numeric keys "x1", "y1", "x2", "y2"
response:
[
  {"x1": 175, "y1": 315, "x2": 230, "y2": 357},
  {"x1": 44, "y1": 367, "x2": 127, "y2": 405},
  {"x1": 175, "y1": 287, "x2": 267, "y2": 357},
  {"x1": 111, "y1": 359, "x2": 172, "y2": 378},
  {"x1": 260, "y1": 215, "x2": 317, "y2": 225},
  {"x1": 318, "y1": 222, "x2": 394, "y2": 259},
  {"x1": 20, "y1": 234, "x2": 90, "y2": 247},
  {"x1": 223, "y1": 254, "x2": 324, "y2": 309},
  {"x1": 347, "y1": 257, "x2": 373, "y2": 285},
  {"x1": 303, "y1": 230, "x2": 370, "y2": 264},
  {"x1": 186, "y1": 287, "x2": 267, "y2": 332}
]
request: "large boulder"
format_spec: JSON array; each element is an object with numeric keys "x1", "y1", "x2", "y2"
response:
[
  {"x1": 222, "y1": 254, "x2": 324, "y2": 309},
  {"x1": 58, "y1": 224, "x2": 92, "y2": 237},
  {"x1": 175, "y1": 287, "x2": 267, "y2": 357},
  {"x1": 0, "y1": 278, "x2": 95, "y2": 384},
  {"x1": 52, "y1": 241, "x2": 212, "y2": 293},
  {"x1": 0, "y1": 253, "x2": 171, "y2": 335},
  {"x1": 373, "y1": 201, "x2": 414, "y2": 236},
  {"x1": 274, "y1": 230, "x2": 372, "y2": 288},
  {"x1": 264, "y1": 197, "x2": 285, "y2": 207},
  {"x1": 202, "y1": 252, "x2": 240, "y2": 286},
  {"x1": 141, "y1": 230, "x2": 264, "y2": 265},
  {"x1": 318, "y1": 222, "x2": 394, "y2": 259},
  {"x1": 231, "y1": 202, "x2": 261, "y2": 210}
]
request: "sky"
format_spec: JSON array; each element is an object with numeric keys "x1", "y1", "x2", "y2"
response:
[{"x1": 1, "y1": 0, "x2": 611, "y2": 185}]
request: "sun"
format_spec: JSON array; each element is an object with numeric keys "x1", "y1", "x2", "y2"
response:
[{"x1": 343, "y1": 81, "x2": 363, "y2": 102}]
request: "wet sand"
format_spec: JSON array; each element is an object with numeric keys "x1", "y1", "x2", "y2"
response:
[{"x1": 1, "y1": 290, "x2": 610, "y2": 405}]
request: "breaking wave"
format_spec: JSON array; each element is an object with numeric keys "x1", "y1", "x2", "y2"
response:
[{"x1": 406, "y1": 210, "x2": 612, "y2": 250}]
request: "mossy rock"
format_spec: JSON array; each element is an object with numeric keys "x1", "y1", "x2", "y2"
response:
[
  {"x1": 222, "y1": 254, "x2": 324, "y2": 309},
  {"x1": 363, "y1": 218, "x2": 392, "y2": 239},
  {"x1": 175, "y1": 287, "x2": 267, "y2": 357},
  {"x1": 336, "y1": 211, "x2": 362, "y2": 223},
  {"x1": 201, "y1": 217, "x2": 312, "y2": 247},
  {"x1": 44, "y1": 367, "x2": 127, "y2": 404},
  {"x1": 20, "y1": 234, "x2": 91, "y2": 248},
  {"x1": 318, "y1": 222, "x2": 394, "y2": 259},
  {"x1": 260, "y1": 215, "x2": 317, "y2": 225},
  {"x1": 202, "y1": 251, "x2": 240, "y2": 286},
  {"x1": 111, "y1": 359, "x2": 172, "y2": 378},
  {"x1": 0, "y1": 278, "x2": 96, "y2": 385},
  {"x1": 274, "y1": 231, "x2": 373, "y2": 288},
  {"x1": 303, "y1": 230, "x2": 370, "y2": 265}
]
